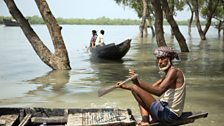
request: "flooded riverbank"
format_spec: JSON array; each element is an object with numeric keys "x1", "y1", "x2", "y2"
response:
[{"x1": 0, "y1": 25, "x2": 223, "y2": 125}]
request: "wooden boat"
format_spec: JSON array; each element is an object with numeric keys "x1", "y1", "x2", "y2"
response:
[
  {"x1": 0, "y1": 107, "x2": 208, "y2": 126},
  {"x1": 0, "y1": 107, "x2": 135, "y2": 126},
  {"x1": 3, "y1": 19, "x2": 19, "y2": 26},
  {"x1": 90, "y1": 39, "x2": 131, "y2": 60}
]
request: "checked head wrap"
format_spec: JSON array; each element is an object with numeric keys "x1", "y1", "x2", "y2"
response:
[{"x1": 153, "y1": 46, "x2": 179, "y2": 60}]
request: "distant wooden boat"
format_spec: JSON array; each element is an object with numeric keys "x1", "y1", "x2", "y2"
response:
[
  {"x1": 0, "y1": 107, "x2": 208, "y2": 126},
  {"x1": 3, "y1": 19, "x2": 19, "y2": 26},
  {"x1": 90, "y1": 39, "x2": 131, "y2": 60}
]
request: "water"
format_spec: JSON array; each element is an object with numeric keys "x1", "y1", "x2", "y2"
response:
[{"x1": 0, "y1": 25, "x2": 223, "y2": 125}]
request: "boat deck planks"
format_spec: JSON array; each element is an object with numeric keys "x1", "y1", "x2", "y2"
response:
[
  {"x1": 0, "y1": 108, "x2": 208, "y2": 126},
  {"x1": 31, "y1": 116, "x2": 67, "y2": 124},
  {"x1": 0, "y1": 114, "x2": 19, "y2": 126},
  {"x1": 67, "y1": 109, "x2": 135, "y2": 126},
  {"x1": 18, "y1": 114, "x2": 31, "y2": 126}
]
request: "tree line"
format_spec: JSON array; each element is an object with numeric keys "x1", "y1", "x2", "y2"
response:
[
  {"x1": 0, "y1": 16, "x2": 139, "y2": 25},
  {"x1": 0, "y1": 16, "x2": 212, "y2": 26}
]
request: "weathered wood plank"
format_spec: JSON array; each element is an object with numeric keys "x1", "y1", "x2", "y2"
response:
[
  {"x1": 0, "y1": 114, "x2": 19, "y2": 126},
  {"x1": 0, "y1": 119, "x2": 6, "y2": 125},
  {"x1": 67, "y1": 113, "x2": 83, "y2": 125},
  {"x1": 66, "y1": 109, "x2": 136, "y2": 126},
  {"x1": 18, "y1": 114, "x2": 32, "y2": 126},
  {"x1": 31, "y1": 116, "x2": 67, "y2": 124}
]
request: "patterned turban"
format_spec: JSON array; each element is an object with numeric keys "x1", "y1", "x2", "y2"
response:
[{"x1": 153, "y1": 46, "x2": 179, "y2": 60}]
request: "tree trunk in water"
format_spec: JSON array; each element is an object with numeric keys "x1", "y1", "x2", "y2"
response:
[
  {"x1": 217, "y1": 20, "x2": 223, "y2": 37},
  {"x1": 161, "y1": 0, "x2": 189, "y2": 52},
  {"x1": 140, "y1": 0, "x2": 148, "y2": 37},
  {"x1": 202, "y1": 0, "x2": 219, "y2": 36},
  {"x1": 218, "y1": 21, "x2": 221, "y2": 35},
  {"x1": 186, "y1": 1, "x2": 193, "y2": 35},
  {"x1": 194, "y1": 0, "x2": 218, "y2": 40},
  {"x1": 170, "y1": 0, "x2": 175, "y2": 36},
  {"x1": 193, "y1": 0, "x2": 206, "y2": 40},
  {"x1": 148, "y1": 17, "x2": 155, "y2": 37},
  {"x1": 221, "y1": 29, "x2": 224, "y2": 40},
  {"x1": 151, "y1": 0, "x2": 166, "y2": 47},
  {"x1": 4, "y1": 0, "x2": 71, "y2": 70}
]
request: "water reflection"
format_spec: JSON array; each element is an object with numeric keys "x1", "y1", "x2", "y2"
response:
[
  {"x1": 179, "y1": 39, "x2": 224, "y2": 86},
  {"x1": 27, "y1": 70, "x2": 70, "y2": 93},
  {"x1": 90, "y1": 58, "x2": 129, "y2": 86}
]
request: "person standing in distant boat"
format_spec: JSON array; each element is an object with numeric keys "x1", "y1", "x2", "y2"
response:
[
  {"x1": 95, "y1": 30, "x2": 105, "y2": 46},
  {"x1": 89, "y1": 30, "x2": 97, "y2": 47}
]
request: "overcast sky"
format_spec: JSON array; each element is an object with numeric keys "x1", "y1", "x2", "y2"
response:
[{"x1": 0, "y1": 0, "x2": 190, "y2": 20}]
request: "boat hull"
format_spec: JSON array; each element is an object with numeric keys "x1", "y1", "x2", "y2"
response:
[
  {"x1": 0, "y1": 107, "x2": 208, "y2": 126},
  {"x1": 90, "y1": 39, "x2": 131, "y2": 60},
  {"x1": 3, "y1": 19, "x2": 19, "y2": 26}
]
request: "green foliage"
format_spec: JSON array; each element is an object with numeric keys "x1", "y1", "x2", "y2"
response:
[
  {"x1": 0, "y1": 16, "x2": 19, "y2": 24},
  {"x1": 0, "y1": 16, "x2": 4, "y2": 24},
  {"x1": 27, "y1": 15, "x2": 44, "y2": 24},
  {"x1": 195, "y1": 0, "x2": 223, "y2": 21},
  {"x1": 0, "y1": 16, "x2": 140, "y2": 25},
  {"x1": 0, "y1": 16, "x2": 13, "y2": 23},
  {"x1": 213, "y1": 1, "x2": 224, "y2": 21},
  {"x1": 130, "y1": 0, "x2": 142, "y2": 18},
  {"x1": 114, "y1": 0, "x2": 153, "y2": 18},
  {"x1": 175, "y1": 0, "x2": 185, "y2": 11}
]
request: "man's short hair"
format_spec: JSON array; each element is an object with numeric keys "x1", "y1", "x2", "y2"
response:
[{"x1": 100, "y1": 30, "x2": 104, "y2": 34}]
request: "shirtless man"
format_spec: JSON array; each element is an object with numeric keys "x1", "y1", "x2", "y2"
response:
[{"x1": 116, "y1": 46, "x2": 186, "y2": 125}]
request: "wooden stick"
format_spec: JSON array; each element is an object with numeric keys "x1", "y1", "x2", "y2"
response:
[{"x1": 98, "y1": 74, "x2": 138, "y2": 97}]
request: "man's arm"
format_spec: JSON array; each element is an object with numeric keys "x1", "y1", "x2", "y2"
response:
[
  {"x1": 152, "y1": 79, "x2": 163, "y2": 87},
  {"x1": 139, "y1": 68, "x2": 177, "y2": 96}
]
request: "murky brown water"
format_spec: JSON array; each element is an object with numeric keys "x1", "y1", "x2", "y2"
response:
[{"x1": 0, "y1": 25, "x2": 223, "y2": 125}]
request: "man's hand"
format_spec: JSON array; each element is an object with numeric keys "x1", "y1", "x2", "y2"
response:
[
  {"x1": 116, "y1": 81, "x2": 131, "y2": 90},
  {"x1": 115, "y1": 81, "x2": 122, "y2": 88},
  {"x1": 129, "y1": 69, "x2": 140, "y2": 85}
]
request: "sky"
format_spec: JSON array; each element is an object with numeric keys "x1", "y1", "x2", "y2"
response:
[{"x1": 0, "y1": 0, "x2": 190, "y2": 20}]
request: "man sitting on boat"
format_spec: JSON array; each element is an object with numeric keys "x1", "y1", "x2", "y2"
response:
[
  {"x1": 116, "y1": 46, "x2": 186, "y2": 125},
  {"x1": 95, "y1": 30, "x2": 105, "y2": 47}
]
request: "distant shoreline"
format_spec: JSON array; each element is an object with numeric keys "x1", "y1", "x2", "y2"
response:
[{"x1": 0, "y1": 16, "x2": 213, "y2": 26}]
